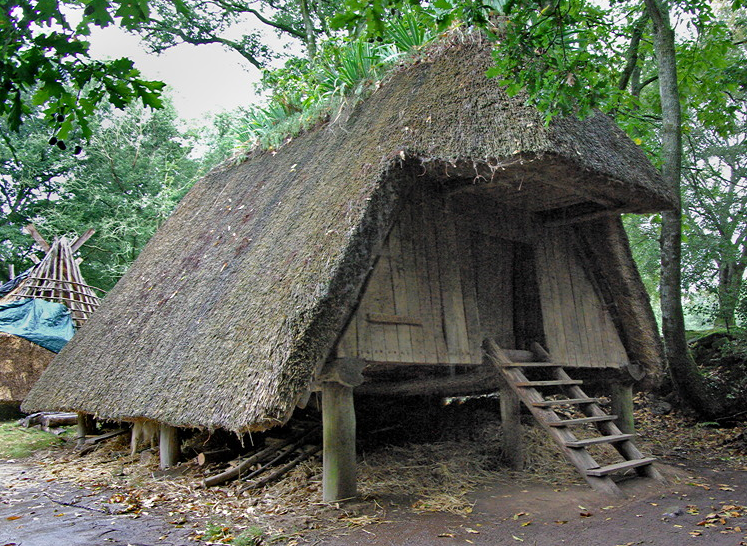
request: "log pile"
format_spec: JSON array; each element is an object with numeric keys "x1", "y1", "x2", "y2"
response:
[
  {"x1": 19, "y1": 411, "x2": 77, "y2": 431},
  {"x1": 201, "y1": 423, "x2": 321, "y2": 490}
]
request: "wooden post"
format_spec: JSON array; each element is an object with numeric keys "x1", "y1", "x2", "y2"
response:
[
  {"x1": 610, "y1": 382, "x2": 635, "y2": 436},
  {"x1": 159, "y1": 424, "x2": 180, "y2": 469},
  {"x1": 322, "y1": 382, "x2": 357, "y2": 502},
  {"x1": 76, "y1": 412, "x2": 95, "y2": 446},
  {"x1": 500, "y1": 382, "x2": 524, "y2": 469}
]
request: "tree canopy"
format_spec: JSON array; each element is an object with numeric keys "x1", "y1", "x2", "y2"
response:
[
  {"x1": 0, "y1": 0, "x2": 167, "y2": 143},
  {"x1": 2, "y1": 0, "x2": 747, "y2": 418}
]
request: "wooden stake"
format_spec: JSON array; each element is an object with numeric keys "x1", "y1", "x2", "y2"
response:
[
  {"x1": 499, "y1": 381, "x2": 524, "y2": 469},
  {"x1": 159, "y1": 424, "x2": 180, "y2": 469},
  {"x1": 76, "y1": 413, "x2": 95, "y2": 446},
  {"x1": 322, "y1": 382, "x2": 357, "y2": 502},
  {"x1": 610, "y1": 382, "x2": 635, "y2": 435}
]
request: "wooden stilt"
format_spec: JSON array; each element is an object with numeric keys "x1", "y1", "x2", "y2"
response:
[
  {"x1": 610, "y1": 382, "x2": 635, "y2": 436},
  {"x1": 322, "y1": 382, "x2": 357, "y2": 502},
  {"x1": 130, "y1": 420, "x2": 159, "y2": 455},
  {"x1": 76, "y1": 412, "x2": 95, "y2": 446},
  {"x1": 159, "y1": 424, "x2": 180, "y2": 469},
  {"x1": 499, "y1": 382, "x2": 524, "y2": 469}
]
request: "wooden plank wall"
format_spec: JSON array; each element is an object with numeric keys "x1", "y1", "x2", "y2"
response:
[
  {"x1": 335, "y1": 187, "x2": 628, "y2": 370},
  {"x1": 336, "y1": 186, "x2": 513, "y2": 365},
  {"x1": 534, "y1": 228, "x2": 629, "y2": 368}
]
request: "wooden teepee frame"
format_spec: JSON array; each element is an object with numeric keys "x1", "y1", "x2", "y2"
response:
[{"x1": 0, "y1": 225, "x2": 101, "y2": 328}]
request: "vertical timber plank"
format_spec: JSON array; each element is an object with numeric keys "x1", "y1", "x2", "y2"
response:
[
  {"x1": 421, "y1": 192, "x2": 448, "y2": 362},
  {"x1": 535, "y1": 233, "x2": 568, "y2": 365},
  {"x1": 376, "y1": 245, "x2": 401, "y2": 362},
  {"x1": 409, "y1": 190, "x2": 439, "y2": 363},
  {"x1": 439, "y1": 206, "x2": 471, "y2": 363},
  {"x1": 399, "y1": 201, "x2": 426, "y2": 363},
  {"x1": 335, "y1": 314, "x2": 358, "y2": 359},
  {"x1": 388, "y1": 221, "x2": 414, "y2": 362},
  {"x1": 551, "y1": 231, "x2": 579, "y2": 367},
  {"x1": 454, "y1": 216, "x2": 483, "y2": 364},
  {"x1": 561, "y1": 229, "x2": 594, "y2": 366},
  {"x1": 365, "y1": 251, "x2": 389, "y2": 362}
]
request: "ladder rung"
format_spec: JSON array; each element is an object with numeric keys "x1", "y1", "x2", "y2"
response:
[
  {"x1": 498, "y1": 362, "x2": 563, "y2": 368},
  {"x1": 565, "y1": 434, "x2": 635, "y2": 447},
  {"x1": 585, "y1": 457, "x2": 656, "y2": 477},
  {"x1": 548, "y1": 415, "x2": 617, "y2": 427},
  {"x1": 532, "y1": 397, "x2": 599, "y2": 407},
  {"x1": 515, "y1": 380, "x2": 583, "y2": 387}
]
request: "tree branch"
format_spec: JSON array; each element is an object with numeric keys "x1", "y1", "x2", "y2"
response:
[{"x1": 618, "y1": 14, "x2": 649, "y2": 91}]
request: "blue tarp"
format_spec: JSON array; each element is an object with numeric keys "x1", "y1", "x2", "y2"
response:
[{"x1": 0, "y1": 298, "x2": 75, "y2": 353}]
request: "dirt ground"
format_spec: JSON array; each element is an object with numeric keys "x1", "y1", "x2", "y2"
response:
[
  {"x1": 2, "y1": 401, "x2": 747, "y2": 546},
  {"x1": 2, "y1": 456, "x2": 746, "y2": 546},
  {"x1": 310, "y1": 464, "x2": 747, "y2": 546},
  {"x1": 0, "y1": 461, "x2": 194, "y2": 546}
]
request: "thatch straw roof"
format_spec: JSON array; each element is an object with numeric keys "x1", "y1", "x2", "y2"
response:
[
  {"x1": 23, "y1": 35, "x2": 674, "y2": 432},
  {"x1": 0, "y1": 332, "x2": 55, "y2": 403}
]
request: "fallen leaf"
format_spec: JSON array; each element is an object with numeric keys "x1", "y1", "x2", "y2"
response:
[
  {"x1": 521, "y1": 521, "x2": 532, "y2": 527},
  {"x1": 580, "y1": 512, "x2": 593, "y2": 518},
  {"x1": 437, "y1": 533, "x2": 455, "y2": 538},
  {"x1": 554, "y1": 520, "x2": 568, "y2": 525},
  {"x1": 6, "y1": 516, "x2": 21, "y2": 521},
  {"x1": 466, "y1": 528, "x2": 480, "y2": 534},
  {"x1": 512, "y1": 536, "x2": 524, "y2": 542}
]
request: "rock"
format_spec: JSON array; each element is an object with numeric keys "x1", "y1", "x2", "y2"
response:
[{"x1": 650, "y1": 399, "x2": 673, "y2": 415}]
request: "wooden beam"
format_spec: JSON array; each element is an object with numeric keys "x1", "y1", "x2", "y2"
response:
[
  {"x1": 543, "y1": 208, "x2": 628, "y2": 228},
  {"x1": 76, "y1": 413, "x2": 96, "y2": 447},
  {"x1": 24, "y1": 224, "x2": 50, "y2": 252},
  {"x1": 366, "y1": 313, "x2": 423, "y2": 326},
  {"x1": 71, "y1": 228, "x2": 95, "y2": 252},
  {"x1": 322, "y1": 382, "x2": 357, "y2": 502},
  {"x1": 484, "y1": 341, "x2": 525, "y2": 469},
  {"x1": 500, "y1": 381, "x2": 524, "y2": 469},
  {"x1": 356, "y1": 368, "x2": 502, "y2": 397},
  {"x1": 610, "y1": 382, "x2": 635, "y2": 435},
  {"x1": 159, "y1": 424, "x2": 180, "y2": 469}
]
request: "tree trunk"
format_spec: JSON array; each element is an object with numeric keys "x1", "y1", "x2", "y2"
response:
[
  {"x1": 716, "y1": 260, "x2": 745, "y2": 330},
  {"x1": 643, "y1": 0, "x2": 723, "y2": 418},
  {"x1": 299, "y1": 0, "x2": 317, "y2": 60}
]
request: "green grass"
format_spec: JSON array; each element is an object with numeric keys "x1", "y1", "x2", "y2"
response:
[{"x1": 0, "y1": 421, "x2": 72, "y2": 459}]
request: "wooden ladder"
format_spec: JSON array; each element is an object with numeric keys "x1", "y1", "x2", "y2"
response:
[{"x1": 485, "y1": 339, "x2": 662, "y2": 496}]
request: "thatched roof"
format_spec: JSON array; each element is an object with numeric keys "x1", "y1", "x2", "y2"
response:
[
  {"x1": 0, "y1": 332, "x2": 55, "y2": 403},
  {"x1": 23, "y1": 36, "x2": 674, "y2": 432}
]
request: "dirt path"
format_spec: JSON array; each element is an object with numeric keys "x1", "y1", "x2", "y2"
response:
[
  {"x1": 2, "y1": 454, "x2": 746, "y2": 546},
  {"x1": 306, "y1": 464, "x2": 747, "y2": 546},
  {"x1": 0, "y1": 461, "x2": 194, "y2": 546}
]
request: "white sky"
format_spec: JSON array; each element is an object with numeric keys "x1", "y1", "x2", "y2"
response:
[{"x1": 87, "y1": 26, "x2": 268, "y2": 123}]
